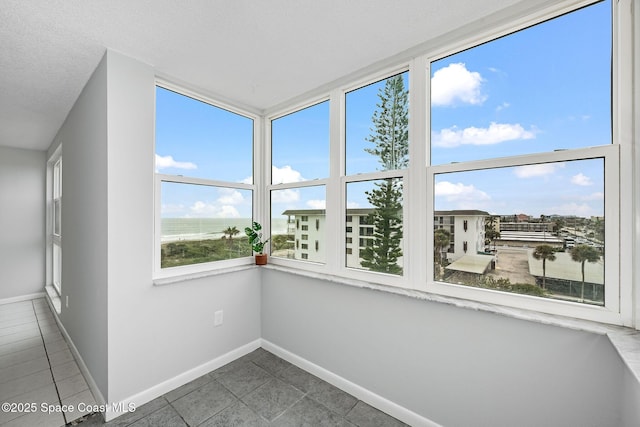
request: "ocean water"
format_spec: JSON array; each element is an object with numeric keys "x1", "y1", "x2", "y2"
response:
[{"x1": 161, "y1": 218, "x2": 289, "y2": 242}]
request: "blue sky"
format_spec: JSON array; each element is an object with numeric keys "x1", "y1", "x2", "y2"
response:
[{"x1": 156, "y1": 0, "x2": 610, "y2": 221}]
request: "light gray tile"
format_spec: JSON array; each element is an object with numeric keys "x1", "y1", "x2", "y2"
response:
[
  {"x1": 39, "y1": 325, "x2": 61, "y2": 337},
  {"x1": 0, "y1": 336, "x2": 42, "y2": 357},
  {"x1": 44, "y1": 337, "x2": 70, "y2": 354},
  {"x1": 0, "y1": 322, "x2": 39, "y2": 337},
  {"x1": 1, "y1": 408, "x2": 65, "y2": 427},
  {"x1": 241, "y1": 378, "x2": 304, "y2": 422},
  {"x1": 216, "y1": 360, "x2": 273, "y2": 397},
  {"x1": 252, "y1": 351, "x2": 293, "y2": 376},
  {"x1": 0, "y1": 301, "x2": 34, "y2": 316},
  {"x1": 0, "y1": 356, "x2": 50, "y2": 383},
  {"x1": 0, "y1": 369, "x2": 54, "y2": 401},
  {"x1": 171, "y1": 380, "x2": 237, "y2": 426},
  {"x1": 0, "y1": 315, "x2": 37, "y2": 329},
  {"x1": 0, "y1": 328, "x2": 41, "y2": 346},
  {"x1": 199, "y1": 401, "x2": 269, "y2": 427},
  {"x1": 56, "y1": 372, "x2": 89, "y2": 399},
  {"x1": 164, "y1": 374, "x2": 213, "y2": 403},
  {"x1": 272, "y1": 396, "x2": 355, "y2": 427},
  {"x1": 51, "y1": 360, "x2": 81, "y2": 382},
  {"x1": 345, "y1": 401, "x2": 409, "y2": 427},
  {"x1": 42, "y1": 331, "x2": 64, "y2": 343},
  {"x1": 0, "y1": 383, "x2": 59, "y2": 424},
  {"x1": 48, "y1": 347, "x2": 74, "y2": 367},
  {"x1": 0, "y1": 344, "x2": 46, "y2": 369},
  {"x1": 62, "y1": 388, "x2": 97, "y2": 423},
  {"x1": 128, "y1": 404, "x2": 187, "y2": 427}
]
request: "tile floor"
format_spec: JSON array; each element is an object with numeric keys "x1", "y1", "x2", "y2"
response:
[
  {"x1": 0, "y1": 298, "x2": 96, "y2": 427},
  {"x1": 1, "y1": 299, "x2": 408, "y2": 426}
]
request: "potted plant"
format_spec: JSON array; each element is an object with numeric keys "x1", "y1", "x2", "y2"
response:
[{"x1": 245, "y1": 221, "x2": 270, "y2": 265}]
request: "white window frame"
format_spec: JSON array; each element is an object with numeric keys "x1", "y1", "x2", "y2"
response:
[
  {"x1": 47, "y1": 148, "x2": 62, "y2": 295},
  {"x1": 422, "y1": 0, "x2": 633, "y2": 326},
  {"x1": 153, "y1": 81, "x2": 259, "y2": 279},
  {"x1": 266, "y1": 97, "x2": 330, "y2": 269}
]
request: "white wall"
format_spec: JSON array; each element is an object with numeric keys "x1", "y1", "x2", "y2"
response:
[
  {"x1": 55, "y1": 53, "x2": 110, "y2": 397},
  {"x1": 262, "y1": 269, "x2": 635, "y2": 427},
  {"x1": 54, "y1": 50, "x2": 262, "y2": 407},
  {"x1": 0, "y1": 146, "x2": 45, "y2": 300}
]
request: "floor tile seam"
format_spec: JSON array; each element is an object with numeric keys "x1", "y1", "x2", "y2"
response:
[
  {"x1": 0, "y1": 330, "x2": 42, "y2": 345},
  {"x1": 30, "y1": 300, "x2": 68, "y2": 425},
  {"x1": 169, "y1": 392, "x2": 239, "y2": 427},
  {"x1": 0, "y1": 348, "x2": 47, "y2": 370},
  {"x1": 303, "y1": 391, "x2": 359, "y2": 418},
  {"x1": 267, "y1": 392, "x2": 309, "y2": 425},
  {"x1": 0, "y1": 360, "x2": 52, "y2": 385},
  {"x1": 0, "y1": 318, "x2": 39, "y2": 330},
  {"x1": 120, "y1": 396, "x2": 171, "y2": 426}
]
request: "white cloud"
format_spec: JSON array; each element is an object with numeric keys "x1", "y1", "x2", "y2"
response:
[
  {"x1": 217, "y1": 188, "x2": 245, "y2": 205},
  {"x1": 496, "y1": 102, "x2": 510, "y2": 112},
  {"x1": 571, "y1": 173, "x2": 593, "y2": 186},
  {"x1": 155, "y1": 154, "x2": 197, "y2": 170},
  {"x1": 188, "y1": 201, "x2": 240, "y2": 218},
  {"x1": 241, "y1": 165, "x2": 305, "y2": 185},
  {"x1": 514, "y1": 163, "x2": 564, "y2": 179},
  {"x1": 432, "y1": 122, "x2": 536, "y2": 148},
  {"x1": 307, "y1": 199, "x2": 326, "y2": 209},
  {"x1": 272, "y1": 188, "x2": 300, "y2": 204},
  {"x1": 435, "y1": 181, "x2": 491, "y2": 207},
  {"x1": 431, "y1": 63, "x2": 486, "y2": 106},
  {"x1": 272, "y1": 165, "x2": 305, "y2": 184}
]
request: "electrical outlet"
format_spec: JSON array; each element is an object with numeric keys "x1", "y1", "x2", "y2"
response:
[{"x1": 214, "y1": 310, "x2": 223, "y2": 326}]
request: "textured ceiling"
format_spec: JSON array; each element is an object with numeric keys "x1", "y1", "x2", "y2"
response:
[{"x1": 0, "y1": 0, "x2": 539, "y2": 151}]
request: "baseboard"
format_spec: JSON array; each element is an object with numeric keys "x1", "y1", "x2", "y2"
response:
[
  {"x1": 261, "y1": 339, "x2": 441, "y2": 427},
  {"x1": 103, "y1": 339, "x2": 262, "y2": 421},
  {"x1": 0, "y1": 292, "x2": 46, "y2": 305}
]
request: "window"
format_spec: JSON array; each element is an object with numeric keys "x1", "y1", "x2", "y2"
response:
[
  {"x1": 48, "y1": 152, "x2": 62, "y2": 295},
  {"x1": 428, "y1": 0, "x2": 623, "y2": 322},
  {"x1": 261, "y1": 0, "x2": 629, "y2": 325},
  {"x1": 344, "y1": 72, "x2": 409, "y2": 276},
  {"x1": 155, "y1": 85, "x2": 255, "y2": 274},
  {"x1": 270, "y1": 100, "x2": 329, "y2": 264}
]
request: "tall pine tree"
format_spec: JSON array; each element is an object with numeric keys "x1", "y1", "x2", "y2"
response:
[{"x1": 360, "y1": 74, "x2": 408, "y2": 274}]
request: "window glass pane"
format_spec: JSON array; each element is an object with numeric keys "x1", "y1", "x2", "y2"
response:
[
  {"x1": 53, "y1": 243, "x2": 61, "y2": 293},
  {"x1": 160, "y1": 181, "x2": 252, "y2": 268},
  {"x1": 346, "y1": 72, "x2": 409, "y2": 174},
  {"x1": 272, "y1": 101, "x2": 329, "y2": 183},
  {"x1": 53, "y1": 199, "x2": 61, "y2": 236},
  {"x1": 155, "y1": 87, "x2": 254, "y2": 183},
  {"x1": 346, "y1": 179, "x2": 403, "y2": 275},
  {"x1": 430, "y1": 0, "x2": 611, "y2": 165},
  {"x1": 433, "y1": 158, "x2": 604, "y2": 305},
  {"x1": 271, "y1": 185, "x2": 326, "y2": 262}
]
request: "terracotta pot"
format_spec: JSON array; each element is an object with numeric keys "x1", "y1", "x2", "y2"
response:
[{"x1": 255, "y1": 253, "x2": 268, "y2": 265}]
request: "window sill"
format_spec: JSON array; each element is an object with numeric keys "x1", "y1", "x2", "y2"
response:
[
  {"x1": 262, "y1": 264, "x2": 640, "y2": 385},
  {"x1": 153, "y1": 264, "x2": 259, "y2": 286}
]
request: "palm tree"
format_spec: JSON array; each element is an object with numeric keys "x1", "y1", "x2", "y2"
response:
[
  {"x1": 223, "y1": 226, "x2": 240, "y2": 246},
  {"x1": 570, "y1": 244, "x2": 601, "y2": 302},
  {"x1": 532, "y1": 245, "x2": 556, "y2": 289}
]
